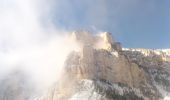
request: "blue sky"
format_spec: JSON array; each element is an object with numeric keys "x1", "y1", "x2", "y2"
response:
[
  {"x1": 0, "y1": 0, "x2": 169, "y2": 49},
  {"x1": 49, "y1": 0, "x2": 170, "y2": 49}
]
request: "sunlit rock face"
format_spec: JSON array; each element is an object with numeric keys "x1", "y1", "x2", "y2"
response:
[
  {"x1": 1, "y1": 31, "x2": 169, "y2": 100},
  {"x1": 38, "y1": 31, "x2": 170, "y2": 100}
]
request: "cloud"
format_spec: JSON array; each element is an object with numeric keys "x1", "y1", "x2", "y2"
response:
[
  {"x1": 0, "y1": 0, "x2": 148, "y2": 87},
  {"x1": 1, "y1": 0, "x2": 168, "y2": 99},
  {"x1": 0, "y1": 0, "x2": 79, "y2": 97}
]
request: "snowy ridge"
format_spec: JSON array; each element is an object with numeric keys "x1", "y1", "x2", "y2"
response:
[
  {"x1": 123, "y1": 48, "x2": 170, "y2": 100},
  {"x1": 69, "y1": 79, "x2": 149, "y2": 100}
]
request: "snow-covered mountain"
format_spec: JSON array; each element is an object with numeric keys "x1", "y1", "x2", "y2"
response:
[{"x1": 0, "y1": 31, "x2": 170, "y2": 100}]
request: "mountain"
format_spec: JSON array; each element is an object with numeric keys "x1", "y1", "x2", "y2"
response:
[
  {"x1": 0, "y1": 31, "x2": 170, "y2": 100},
  {"x1": 38, "y1": 31, "x2": 170, "y2": 100}
]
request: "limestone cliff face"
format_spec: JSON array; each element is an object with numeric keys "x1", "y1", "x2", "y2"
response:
[
  {"x1": 1, "y1": 31, "x2": 169, "y2": 100},
  {"x1": 39, "y1": 31, "x2": 169, "y2": 100},
  {"x1": 64, "y1": 31, "x2": 147, "y2": 88}
]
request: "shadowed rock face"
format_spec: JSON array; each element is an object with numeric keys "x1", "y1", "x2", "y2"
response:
[{"x1": 0, "y1": 70, "x2": 33, "y2": 100}]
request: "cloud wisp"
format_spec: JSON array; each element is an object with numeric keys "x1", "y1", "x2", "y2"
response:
[{"x1": 0, "y1": 0, "x2": 80, "y2": 97}]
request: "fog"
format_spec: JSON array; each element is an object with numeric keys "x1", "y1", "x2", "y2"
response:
[
  {"x1": 0, "y1": 0, "x2": 80, "y2": 98},
  {"x1": 0, "y1": 0, "x2": 169, "y2": 99}
]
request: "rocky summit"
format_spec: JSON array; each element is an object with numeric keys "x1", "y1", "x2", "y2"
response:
[
  {"x1": 0, "y1": 31, "x2": 170, "y2": 100},
  {"x1": 39, "y1": 31, "x2": 170, "y2": 100}
]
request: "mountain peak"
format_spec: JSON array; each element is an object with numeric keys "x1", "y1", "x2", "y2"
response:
[
  {"x1": 1, "y1": 31, "x2": 169, "y2": 100},
  {"x1": 38, "y1": 31, "x2": 169, "y2": 100},
  {"x1": 71, "y1": 31, "x2": 122, "y2": 52}
]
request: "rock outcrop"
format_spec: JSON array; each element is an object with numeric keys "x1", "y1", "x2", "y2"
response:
[
  {"x1": 38, "y1": 31, "x2": 170, "y2": 100},
  {"x1": 0, "y1": 31, "x2": 169, "y2": 100}
]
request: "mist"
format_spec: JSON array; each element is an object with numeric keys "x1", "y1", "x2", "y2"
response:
[
  {"x1": 1, "y1": 0, "x2": 169, "y2": 99},
  {"x1": 0, "y1": 0, "x2": 81, "y2": 98}
]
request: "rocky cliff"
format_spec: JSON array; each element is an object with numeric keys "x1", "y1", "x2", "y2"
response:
[
  {"x1": 37, "y1": 31, "x2": 170, "y2": 100},
  {"x1": 0, "y1": 31, "x2": 170, "y2": 100}
]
